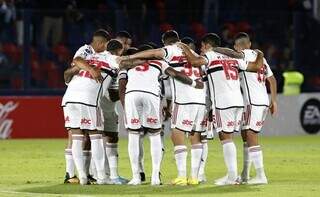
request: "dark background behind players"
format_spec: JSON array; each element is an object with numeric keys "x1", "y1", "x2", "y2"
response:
[{"x1": 0, "y1": 0, "x2": 319, "y2": 93}]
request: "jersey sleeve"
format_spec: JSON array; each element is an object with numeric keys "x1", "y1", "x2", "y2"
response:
[
  {"x1": 108, "y1": 77, "x2": 119, "y2": 90},
  {"x1": 73, "y1": 45, "x2": 93, "y2": 59},
  {"x1": 109, "y1": 55, "x2": 120, "y2": 70},
  {"x1": 160, "y1": 61, "x2": 170, "y2": 73},
  {"x1": 118, "y1": 69, "x2": 128, "y2": 80},
  {"x1": 238, "y1": 59, "x2": 248, "y2": 71},
  {"x1": 242, "y1": 49, "x2": 257, "y2": 62},
  {"x1": 162, "y1": 45, "x2": 175, "y2": 62},
  {"x1": 264, "y1": 58, "x2": 273, "y2": 78}
]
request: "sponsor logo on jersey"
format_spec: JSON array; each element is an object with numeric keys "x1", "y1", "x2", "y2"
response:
[
  {"x1": 81, "y1": 118, "x2": 91, "y2": 125},
  {"x1": 300, "y1": 98, "x2": 320, "y2": 134},
  {"x1": 131, "y1": 118, "x2": 140, "y2": 124},
  {"x1": 65, "y1": 116, "x2": 70, "y2": 123},
  {"x1": 0, "y1": 101, "x2": 19, "y2": 139},
  {"x1": 147, "y1": 118, "x2": 158, "y2": 124},
  {"x1": 182, "y1": 119, "x2": 193, "y2": 126}
]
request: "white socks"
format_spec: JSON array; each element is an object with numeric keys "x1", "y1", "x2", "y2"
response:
[
  {"x1": 242, "y1": 142, "x2": 250, "y2": 180},
  {"x1": 198, "y1": 142, "x2": 208, "y2": 179},
  {"x1": 138, "y1": 134, "x2": 145, "y2": 174},
  {"x1": 65, "y1": 149, "x2": 75, "y2": 177},
  {"x1": 106, "y1": 143, "x2": 119, "y2": 179},
  {"x1": 222, "y1": 139, "x2": 238, "y2": 181},
  {"x1": 90, "y1": 134, "x2": 107, "y2": 180},
  {"x1": 149, "y1": 133, "x2": 162, "y2": 182},
  {"x1": 71, "y1": 135, "x2": 86, "y2": 179},
  {"x1": 191, "y1": 144, "x2": 203, "y2": 179},
  {"x1": 174, "y1": 145, "x2": 187, "y2": 178},
  {"x1": 128, "y1": 132, "x2": 140, "y2": 180},
  {"x1": 249, "y1": 145, "x2": 265, "y2": 178},
  {"x1": 83, "y1": 150, "x2": 91, "y2": 176}
]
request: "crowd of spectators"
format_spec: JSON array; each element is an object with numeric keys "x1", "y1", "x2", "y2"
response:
[{"x1": 0, "y1": 0, "x2": 319, "y2": 92}]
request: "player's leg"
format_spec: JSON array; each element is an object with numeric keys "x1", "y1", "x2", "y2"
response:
[
  {"x1": 239, "y1": 105, "x2": 251, "y2": 183},
  {"x1": 246, "y1": 106, "x2": 269, "y2": 184},
  {"x1": 198, "y1": 134, "x2": 208, "y2": 183},
  {"x1": 125, "y1": 93, "x2": 142, "y2": 185},
  {"x1": 170, "y1": 103, "x2": 190, "y2": 185},
  {"x1": 64, "y1": 130, "x2": 79, "y2": 184},
  {"x1": 188, "y1": 105, "x2": 207, "y2": 185},
  {"x1": 188, "y1": 132, "x2": 203, "y2": 185},
  {"x1": 214, "y1": 108, "x2": 242, "y2": 185},
  {"x1": 138, "y1": 130, "x2": 146, "y2": 182},
  {"x1": 83, "y1": 134, "x2": 95, "y2": 183},
  {"x1": 142, "y1": 95, "x2": 163, "y2": 185}
]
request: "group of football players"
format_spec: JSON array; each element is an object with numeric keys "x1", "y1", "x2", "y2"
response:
[{"x1": 61, "y1": 28, "x2": 277, "y2": 186}]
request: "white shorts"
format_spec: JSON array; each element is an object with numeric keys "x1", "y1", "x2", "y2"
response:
[
  {"x1": 124, "y1": 92, "x2": 161, "y2": 130},
  {"x1": 214, "y1": 107, "x2": 243, "y2": 133},
  {"x1": 100, "y1": 96, "x2": 118, "y2": 132},
  {"x1": 242, "y1": 105, "x2": 269, "y2": 132},
  {"x1": 63, "y1": 103, "x2": 103, "y2": 131},
  {"x1": 171, "y1": 103, "x2": 207, "y2": 133}
]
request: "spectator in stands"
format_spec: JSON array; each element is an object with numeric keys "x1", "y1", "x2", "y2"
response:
[{"x1": 0, "y1": 0, "x2": 16, "y2": 42}]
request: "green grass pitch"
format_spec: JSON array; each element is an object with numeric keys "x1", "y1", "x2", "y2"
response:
[{"x1": 0, "y1": 135, "x2": 319, "y2": 197}]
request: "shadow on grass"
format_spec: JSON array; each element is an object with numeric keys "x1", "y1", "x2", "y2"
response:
[{"x1": 20, "y1": 184, "x2": 261, "y2": 195}]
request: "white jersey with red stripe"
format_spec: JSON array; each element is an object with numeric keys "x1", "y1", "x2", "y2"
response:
[
  {"x1": 62, "y1": 44, "x2": 119, "y2": 107},
  {"x1": 240, "y1": 49, "x2": 273, "y2": 106},
  {"x1": 204, "y1": 51, "x2": 248, "y2": 109},
  {"x1": 119, "y1": 60, "x2": 169, "y2": 96},
  {"x1": 162, "y1": 44, "x2": 206, "y2": 105}
]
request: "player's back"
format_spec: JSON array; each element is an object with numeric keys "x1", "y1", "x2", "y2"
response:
[
  {"x1": 240, "y1": 49, "x2": 273, "y2": 106},
  {"x1": 163, "y1": 44, "x2": 206, "y2": 105},
  {"x1": 124, "y1": 60, "x2": 167, "y2": 96},
  {"x1": 205, "y1": 51, "x2": 247, "y2": 109}
]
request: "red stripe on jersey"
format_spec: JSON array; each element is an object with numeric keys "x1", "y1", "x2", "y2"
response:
[
  {"x1": 87, "y1": 59, "x2": 110, "y2": 69},
  {"x1": 208, "y1": 59, "x2": 239, "y2": 67},
  {"x1": 148, "y1": 60, "x2": 162, "y2": 68},
  {"x1": 171, "y1": 56, "x2": 187, "y2": 63}
]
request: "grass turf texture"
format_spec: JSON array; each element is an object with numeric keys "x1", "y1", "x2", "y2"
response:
[{"x1": 0, "y1": 136, "x2": 319, "y2": 197}]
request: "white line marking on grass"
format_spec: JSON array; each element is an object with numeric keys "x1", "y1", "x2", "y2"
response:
[{"x1": 0, "y1": 190, "x2": 94, "y2": 197}]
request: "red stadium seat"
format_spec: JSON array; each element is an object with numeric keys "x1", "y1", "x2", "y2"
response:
[
  {"x1": 2, "y1": 43, "x2": 22, "y2": 64},
  {"x1": 52, "y1": 44, "x2": 71, "y2": 63}
]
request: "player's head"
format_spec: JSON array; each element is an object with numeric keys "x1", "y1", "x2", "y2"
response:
[
  {"x1": 181, "y1": 37, "x2": 196, "y2": 51},
  {"x1": 200, "y1": 33, "x2": 221, "y2": 54},
  {"x1": 116, "y1": 31, "x2": 132, "y2": 52},
  {"x1": 92, "y1": 29, "x2": 111, "y2": 53},
  {"x1": 234, "y1": 32, "x2": 251, "y2": 52},
  {"x1": 126, "y1": 47, "x2": 139, "y2": 55},
  {"x1": 138, "y1": 44, "x2": 154, "y2": 52},
  {"x1": 107, "y1": 39, "x2": 124, "y2": 56},
  {"x1": 161, "y1": 30, "x2": 179, "y2": 46}
]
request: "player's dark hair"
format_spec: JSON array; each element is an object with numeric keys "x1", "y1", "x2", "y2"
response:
[
  {"x1": 147, "y1": 42, "x2": 158, "y2": 49},
  {"x1": 93, "y1": 29, "x2": 111, "y2": 41},
  {"x1": 234, "y1": 32, "x2": 250, "y2": 42},
  {"x1": 201, "y1": 33, "x2": 221, "y2": 47},
  {"x1": 162, "y1": 30, "x2": 179, "y2": 45},
  {"x1": 138, "y1": 44, "x2": 153, "y2": 52},
  {"x1": 116, "y1": 31, "x2": 132, "y2": 39},
  {"x1": 107, "y1": 39, "x2": 123, "y2": 52},
  {"x1": 181, "y1": 37, "x2": 195, "y2": 45},
  {"x1": 126, "y1": 47, "x2": 139, "y2": 55}
]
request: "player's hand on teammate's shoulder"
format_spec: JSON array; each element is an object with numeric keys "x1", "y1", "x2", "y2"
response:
[
  {"x1": 88, "y1": 66, "x2": 103, "y2": 83},
  {"x1": 270, "y1": 100, "x2": 278, "y2": 116},
  {"x1": 194, "y1": 78, "x2": 204, "y2": 89},
  {"x1": 176, "y1": 42, "x2": 189, "y2": 49}
]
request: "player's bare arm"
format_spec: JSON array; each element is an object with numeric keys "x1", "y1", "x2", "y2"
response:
[
  {"x1": 118, "y1": 58, "x2": 146, "y2": 69},
  {"x1": 118, "y1": 78, "x2": 127, "y2": 107},
  {"x1": 165, "y1": 67, "x2": 204, "y2": 89},
  {"x1": 120, "y1": 48, "x2": 165, "y2": 63},
  {"x1": 212, "y1": 47, "x2": 245, "y2": 59},
  {"x1": 64, "y1": 66, "x2": 80, "y2": 84},
  {"x1": 177, "y1": 42, "x2": 207, "y2": 67},
  {"x1": 72, "y1": 57, "x2": 103, "y2": 83},
  {"x1": 246, "y1": 50, "x2": 264, "y2": 72},
  {"x1": 267, "y1": 75, "x2": 278, "y2": 116}
]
